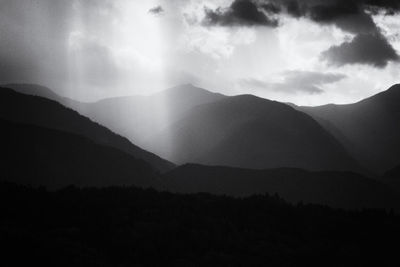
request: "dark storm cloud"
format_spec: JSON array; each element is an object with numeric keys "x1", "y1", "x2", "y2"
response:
[
  {"x1": 204, "y1": 0, "x2": 400, "y2": 67},
  {"x1": 202, "y1": 0, "x2": 395, "y2": 41},
  {"x1": 205, "y1": 0, "x2": 400, "y2": 31},
  {"x1": 321, "y1": 33, "x2": 400, "y2": 67},
  {"x1": 203, "y1": 0, "x2": 279, "y2": 27},
  {"x1": 241, "y1": 71, "x2": 347, "y2": 94},
  {"x1": 149, "y1": 5, "x2": 164, "y2": 15}
]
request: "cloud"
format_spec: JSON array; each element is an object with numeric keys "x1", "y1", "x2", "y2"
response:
[
  {"x1": 241, "y1": 70, "x2": 347, "y2": 94},
  {"x1": 321, "y1": 33, "x2": 399, "y2": 67},
  {"x1": 307, "y1": 3, "x2": 377, "y2": 34},
  {"x1": 203, "y1": 0, "x2": 400, "y2": 67},
  {"x1": 203, "y1": 0, "x2": 279, "y2": 27},
  {"x1": 204, "y1": 0, "x2": 400, "y2": 30},
  {"x1": 149, "y1": 5, "x2": 164, "y2": 15}
]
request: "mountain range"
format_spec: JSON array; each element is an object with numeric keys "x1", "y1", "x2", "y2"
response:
[
  {"x1": 17, "y1": 83, "x2": 362, "y2": 173},
  {"x1": 2, "y1": 83, "x2": 400, "y2": 210}
]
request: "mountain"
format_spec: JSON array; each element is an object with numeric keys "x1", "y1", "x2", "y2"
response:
[
  {"x1": 5, "y1": 83, "x2": 359, "y2": 172},
  {"x1": 153, "y1": 94, "x2": 361, "y2": 172},
  {"x1": 1, "y1": 119, "x2": 158, "y2": 189},
  {"x1": 74, "y1": 84, "x2": 226, "y2": 151},
  {"x1": 162, "y1": 164, "x2": 400, "y2": 210},
  {"x1": 298, "y1": 84, "x2": 400, "y2": 174},
  {"x1": 3, "y1": 83, "x2": 61, "y2": 101},
  {"x1": 0, "y1": 87, "x2": 174, "y2": 172}
]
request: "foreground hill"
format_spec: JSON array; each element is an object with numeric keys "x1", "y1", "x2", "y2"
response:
[
  {"x1": 0, "y1": 87, "x2": 174, "y2": 172},
  {"x1": 162, "y1": 164, "x2": 400, "y2": 210},
  {"x1": 154, "y1": 94, "x2": 361, "y2": 172},
  {"x1": 298, "y1": 84, "x2": 400, "y2": 174},
  {"x1": 1, "y1": 182, "x2": 399, "y2": 266},
  {"x1": 1, "y1": 119, "x2": 158, "y2": 188}
]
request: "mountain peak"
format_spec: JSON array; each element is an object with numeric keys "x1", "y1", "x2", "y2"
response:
[
  {"x1": 155, "y1": 84, "x2": 226, "y2": 102},
  {"x1": 386, "y1": 84, "x2": 400, "y2": 94},
  {"x1": 364, "y1": 83, "x2": 400, "y2": 104},
  {"x1": 4, "y1": 83, "x2": 60, "y2": 101},
  {"x1": 164, "y1": 83, "x2": 212, "y2": 95},
  {"x1": 388, "y1": 83, "x2": 400, "y2": 89}
]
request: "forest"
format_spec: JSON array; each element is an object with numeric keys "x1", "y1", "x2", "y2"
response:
[{"x1": 1, "y1": 182, "x2": 399, "y2": 267}]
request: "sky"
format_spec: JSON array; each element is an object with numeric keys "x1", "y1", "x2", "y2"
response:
[{"x1": 0, "y1": 0, "x2": 399, "y2": 105}]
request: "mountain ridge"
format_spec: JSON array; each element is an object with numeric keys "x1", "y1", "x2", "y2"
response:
[
  {"x1": 296, "y1": 83, "x2": 400, "y2": 174},
  {"x1": 0, "y1": 87, "x2": 174, "y2": 172},
  {"x1": 152, "y1": 92, "x2": 362, "y2": 172}
]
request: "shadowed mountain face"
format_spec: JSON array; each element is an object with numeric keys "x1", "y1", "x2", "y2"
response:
[
  {"x1": 298, "y1": 84, "x2": 400, "y2": 174},
  {"x1": 153, "y1": 94, "x2": 361, "y2": 172},
  {"x1": 0, "y1": 88, "x2": 174, "y2": 172},
  {"x1": 1, "y1": 119, "x2": 158, "y2": 189},
  {"x1": 163, "y1": 164, "x2": 400, "y2": 210}
]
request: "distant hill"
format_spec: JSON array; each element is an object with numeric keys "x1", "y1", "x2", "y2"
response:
[
  {"x1": 0, "y1": 119, "x2": 158, "y2": 189},
  {"x1": 74, "y1": 84, "x2": 226, "y2": 150},
  {"x1": 0, "y1": 87, "x2": 174, "y2": 172},
  {"x1": 153, "y1": 94, "x2": 361, "y2": 172},
  {"x1": 298, "y1": 84, "x2": 400, "y2": 174},
  {"x1": 163, "y1": 164, "x2": 400, "y2": 210},
  {"x1": 3, "y1": 83, "x2": 62, "y2": 101}
]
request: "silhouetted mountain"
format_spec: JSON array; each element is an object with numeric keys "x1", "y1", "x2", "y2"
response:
[
  {"x1": 0, "y1": 119, "x2": 158, "y2": 188},
  {"x1": 163, "y1": 164, "x2": 400, "y2": 210},
  {"x1": 298, "y1": 84, "x2": 400, "y2": 174},
  {"x1": 74, "y1": 84, "x2": 226, "y2": 150},
  {"x1": 4, "y1": 83, "x2": 62, "y2": 101},
  {"x1": 0, "y1": 87, "x2": 174, "y2": 172},
  {"x1": 154, "y1": 94, "x2": 361, "y2": 172}
]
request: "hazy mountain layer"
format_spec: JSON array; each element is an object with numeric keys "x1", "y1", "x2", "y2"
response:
[
  {"x1": 154, "y1": 94, "x2": 361, "y2": 172},
  {"x1": 0, "y1": 87, "x2": 174, "y2": 172},
  {"x1": 76, "y1": 84, "x2": 226, "y2": 150}
]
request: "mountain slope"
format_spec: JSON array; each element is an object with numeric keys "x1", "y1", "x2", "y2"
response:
[
  {"x1": 298, "y1": 84, "x2": 400, "y2": 174},
  {"x1": 0, "y1": 119, "x2": 158, "y2": 189},
  {"x1": 0, "y1": 87, "x2": 174, "y2": 172},
  {"x1": 163, "y1": 164, "x2": 400, "y2": 210},
  {"x1": 73, "y1": 84, "x2": 226, "y2": 151},
  {"x1": 153, "y1": 94, "x2": 361, "y2": 172}
]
